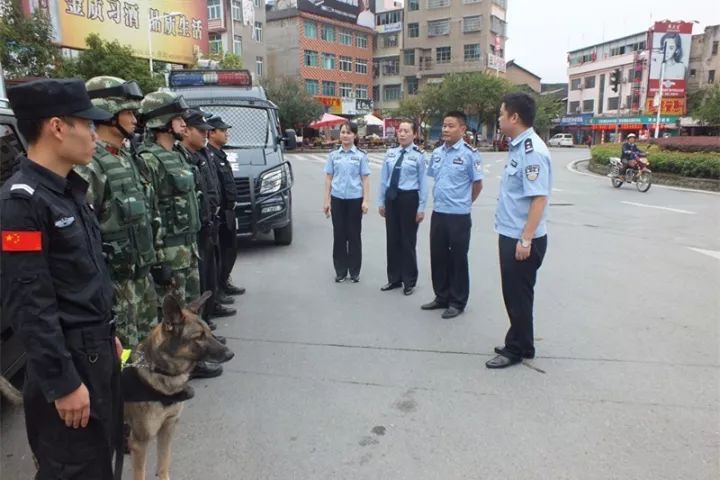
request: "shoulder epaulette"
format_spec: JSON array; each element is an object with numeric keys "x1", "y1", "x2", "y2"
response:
[
  {"x1": 412, "y1": 145, "x2": 425, "y2": 154},
  {"x1": 357, "y1": 146, "x2": 367, "y2": 154},
  {"x1": 463, "y1": 143, "x2": 477, "y2": 152},
  {"x1": 524, "y1": 138, "x2": 534, "y2": 154},
  {"x1": 4, "y1": 182, "x2": 37, "y2": 200}
]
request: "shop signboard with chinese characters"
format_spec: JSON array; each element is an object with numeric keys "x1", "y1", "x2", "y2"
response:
[
  {"x1": 644, "y1": 97, "x2": 686, "y2": 115},
  {"x1": 26, "y1": 0, "x2": 208, "y2": 65},
  {"x1": 297, "y1": 0, "x2": 376, "y2": 28},
  {"x1": 315, "y1": 95, "x2": 343, "y2": 114},
  {"x1": 647, "y1": 21, "x2": 693, "y2": 99},
  {"x1": 590, "y1": 115, "x2": 679, "y2": 130}
]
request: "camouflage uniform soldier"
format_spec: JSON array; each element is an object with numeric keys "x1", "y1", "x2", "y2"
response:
[
  {"x1": 137, "y1": 92, "x2": 202, "y2": 305},
  {"x1": 76, "y1": 76, "x2": 159, "y2": 348}
]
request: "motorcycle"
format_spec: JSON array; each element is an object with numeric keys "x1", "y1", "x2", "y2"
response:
[{"x1": 608, "y1": 152, "x2": 652, "y2": 192}]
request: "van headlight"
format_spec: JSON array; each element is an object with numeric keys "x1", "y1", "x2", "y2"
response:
[{"x1": 259, "y1": 167, "x2": 284, "y2": 195}]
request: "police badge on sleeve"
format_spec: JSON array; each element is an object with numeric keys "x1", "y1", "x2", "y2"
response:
[{"x1": 525, "y1": 164, "x2": 540, "y2": 181}]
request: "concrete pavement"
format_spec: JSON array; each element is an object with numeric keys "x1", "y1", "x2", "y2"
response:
[{"x1": 2, "y1": 147, "x2": 718, "y2": 479}]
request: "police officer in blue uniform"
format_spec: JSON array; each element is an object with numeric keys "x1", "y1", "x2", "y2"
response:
[
  {"x1": 487, "y1": 92, "x2": 552, "y2": 369},
  {"x1": 377, "y1": 120, "x2": 428, "y2": 296},
  {"x1": 421, "y1": 111, "x2": 483, "y2": 319},
  {"x1": 2, "y1": 79, "x2": 122, "y2": 479},
  {"x1": 322, "y1": 122, "x2": 370, "y2": 283}
]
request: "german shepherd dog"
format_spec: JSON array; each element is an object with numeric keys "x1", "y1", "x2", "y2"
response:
[{"x1": 123, "y1": 291, "x2": 234, "y2": 480}]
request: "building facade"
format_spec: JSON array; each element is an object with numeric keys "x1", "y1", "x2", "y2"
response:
[
  {"x1": 207, "y1": 0, "x2": 268, "y2": 80},
  {"x1": 505, "y1": 60, "x2": 541, "y2": 93},
  {"x1": 266, "y1": 8, "x2": 375, "y2": 116},
  {"x1": 401, "y1": 0, "x2": 507, "y2": 93},
  {"x1": 373, "y1": 8, "x2": 404, "y2": 113},
  {"x1": 688, "y1": 24, "x2": 720, "y2": 92}
]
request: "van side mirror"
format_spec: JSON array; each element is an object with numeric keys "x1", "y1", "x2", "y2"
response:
[{"x1": 283, "y1": 129, "x2": 297, "y2": 150}]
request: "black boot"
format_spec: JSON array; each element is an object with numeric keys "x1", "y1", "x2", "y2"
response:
[
  {"x1": 190, "y1": 361, "x2": 223, "y2": 379},
  {"x1": 211, "y1": 304, "x2": 236, "y2": 318},
  {"x1": 216, "y1": 291, "x2": 235, "y2": 305}
]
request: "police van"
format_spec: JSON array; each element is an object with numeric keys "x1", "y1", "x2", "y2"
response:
[
  {"x1": 0, "y1": 64, "x2": 28, "y2": 380},
  {"x1": 169, "y1": 70, "x2": 296, "y2": 245}
]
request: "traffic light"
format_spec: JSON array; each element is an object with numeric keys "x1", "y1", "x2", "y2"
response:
[{"x1": 610, "y1": 69, "x2": 621, "y2": 93}]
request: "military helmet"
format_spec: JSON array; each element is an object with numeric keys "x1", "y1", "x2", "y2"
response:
[
  {"x1": 85, "y1": 76, "x2": 143, "y2": 115},
  {"x1": 140, "y1": 91, "x2": 189, "y2": 129}
]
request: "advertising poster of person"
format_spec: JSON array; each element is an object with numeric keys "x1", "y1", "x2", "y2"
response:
[{"x1": 647, "y1": 21, "x2": 693, "y2": 98}]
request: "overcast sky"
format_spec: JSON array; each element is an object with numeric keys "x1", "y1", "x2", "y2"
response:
[{"x1": 504, "y1": 0, "x2": 719, "y2": 83}]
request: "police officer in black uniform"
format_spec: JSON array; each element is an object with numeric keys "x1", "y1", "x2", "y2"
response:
[
  {"x1": 181, "y1": 110, "x2": 236, "y2": 324},
  {"x1": 206, "y1": 115, "x2": 246, "y2": 301},
  {"x1": 1, "y1": 79, "x2": 122, "y2": 479}
]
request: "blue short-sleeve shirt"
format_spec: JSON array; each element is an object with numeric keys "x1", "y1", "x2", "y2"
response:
[
  {"x1": 377, "y1": 144, "x2": 428, "y2": 212},
  {"x1": 324, "y1": 145, "x2": 371, "y2": 199},
  {"x1": 495, "y1": 128, "x2": 552, "y2": 238},
  {"x1": 426, "y1": 139, "x2": 483, "y2": 214}
]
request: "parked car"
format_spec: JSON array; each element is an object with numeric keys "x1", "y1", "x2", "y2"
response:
[
  {"x1": 494, "y1": 134, "x2": 509, "y2": 152},
  {"x1": 548, "y1": 133, "x2": 574, "y2": 147}
]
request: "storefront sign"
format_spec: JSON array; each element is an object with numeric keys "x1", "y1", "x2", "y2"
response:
[
  {"x1": 315, "y1": 95, "x2": 342, "y2": 114},
  {"x1": 644, "y1": 97, "x2": 686, "y2": 115}
]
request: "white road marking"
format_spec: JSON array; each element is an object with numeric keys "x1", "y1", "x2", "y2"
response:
[
  {"x1": 620, "y1": 201, "x2": 696, "y2": 215},
  {"x1": 552, "y1": 188, "x2": 564, "y2": 192},
  {"x1": 495, "y1": 159, "x2": 504, "y2": 164},
  {"x1": 687, "y1": 247, "x2": 720, "y2": 261}
]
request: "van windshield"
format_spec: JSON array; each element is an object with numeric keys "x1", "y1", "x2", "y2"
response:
[{"x1": 200, "y1": 105, "x2": 272, "y2": 149}]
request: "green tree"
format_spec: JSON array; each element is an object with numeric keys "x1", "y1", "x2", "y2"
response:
[
  {"x1": 533, "y1": 93, "x2": 564, "y2": 138},
  {"x1": 219, "y1": 52, "x2": 243, "y2": 69},
  {"x1": 60, "y1": 34, "x2": 164, "y2": 94},
  {"x1": 262, "y1": 76, "x2": 324, "y2": 131},
  {"x1": 692, "y1": 85, "x2": 720, "y2": 126},
  {"x1": 0, "y1": 0, "x2": 61, "y2": 78},
  {"x1": 395, "y1": 83, "x2": 443, "y2": 143}
]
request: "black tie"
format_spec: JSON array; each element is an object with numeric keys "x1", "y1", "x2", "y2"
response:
[{"x1": 386, "y1": 149, "x2": 406, "y2": 202}]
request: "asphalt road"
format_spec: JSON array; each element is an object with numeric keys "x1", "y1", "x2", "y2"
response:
[{"x1": 2, "y1": 147, "x2": 718, "y2": 479}]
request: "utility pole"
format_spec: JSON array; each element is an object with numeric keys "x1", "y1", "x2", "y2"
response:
[{"x1": 654, "y1": 42, "x2": 667, "y2": 139}]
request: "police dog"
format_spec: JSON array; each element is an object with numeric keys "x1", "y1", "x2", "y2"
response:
[{"x1": 123, "y1": 291, "x2": 234, "y2": 480}]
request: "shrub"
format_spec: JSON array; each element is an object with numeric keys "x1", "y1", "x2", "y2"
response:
[
  {"x1": 590, "y1": 143, "x2": 720, "y2": 179},
  {"x1": 650, "y1": 136, "x2": 720, "y2": 153}
]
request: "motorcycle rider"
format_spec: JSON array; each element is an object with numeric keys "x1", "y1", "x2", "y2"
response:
[{"x1": 620, "y1": 133, "x2": 643, "y2": 174}]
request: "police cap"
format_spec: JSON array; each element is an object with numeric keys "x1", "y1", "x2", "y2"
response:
[
  {"x1": 207, "y1": 115, "x2": 232, "y2": 130},
  {"x1": 184, "y1": 109, "x2": 213, "y2": 130},
  {"x1": 8, "y1": 78, "x2": 112, "y2": 122}
]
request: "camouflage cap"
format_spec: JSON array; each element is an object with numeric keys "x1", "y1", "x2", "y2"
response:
[
  {"x1": 140, "y1": 91, "x2": 189, "y2": 129},
  {"x1": 85, "y1": 76, "x2": 143, "y2": 115}
]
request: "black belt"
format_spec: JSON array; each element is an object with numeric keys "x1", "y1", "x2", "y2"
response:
[
  {"x1": 396, "y1": 189, "x2": 419, "y2": 195},
  {"x1": 64, "y1": 319, "x2": 116, "y2": 347}
]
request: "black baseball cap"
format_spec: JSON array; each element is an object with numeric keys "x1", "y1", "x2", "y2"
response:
[
  {"x1": 207, "y1": 115, "x2": 232, "y2": 129},
  {"x1": 184, "y1": 109, "x2": 213, "y2": 130},
  {"x1": 8, "y1": 78, "x2": 113, "y2": 121}
]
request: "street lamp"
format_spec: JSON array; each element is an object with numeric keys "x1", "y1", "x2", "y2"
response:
[{"x1": 148, "y1": 11, "x2": 183, "y2": 75}]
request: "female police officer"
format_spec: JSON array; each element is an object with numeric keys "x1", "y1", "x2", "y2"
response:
[
  {"x1": 322, "y1": 122, "x2": 370, "y2": 283},
  {"x1": 377, "y1": 120, "x2": 428, "y2": 296}
]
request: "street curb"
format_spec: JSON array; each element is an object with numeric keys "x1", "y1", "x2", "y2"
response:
[{"x1": 566, "y1": 158, "x2": 720, "y2": 196}]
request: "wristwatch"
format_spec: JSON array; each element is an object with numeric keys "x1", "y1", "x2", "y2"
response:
[{"x1": 519, "y1": 238, "x2": 531, "y2": 248}]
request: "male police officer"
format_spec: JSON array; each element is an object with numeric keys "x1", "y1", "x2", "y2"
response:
[
  {"x1": 181, "y1": 110, "x2": 236, "y2": 324},
  {"x1": 207, "y1": 114, "x2": 246, "y2": 300},
  {"x1": 487, "y1": 92, "x2": 552, "y2": 369},
  {"x1": 2, "y1": 79, "x2": 122, "y2": 479},
  {"x1": 77, "y1": 76, "x2": 161, "y2": 349},
  {"x1": 421, "y1": 111, "x2": 483, "y2": 319}
]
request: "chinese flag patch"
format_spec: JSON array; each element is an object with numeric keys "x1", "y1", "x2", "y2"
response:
[{"x1": 1, "y1": 231, "x2": 42, "y2": 252}]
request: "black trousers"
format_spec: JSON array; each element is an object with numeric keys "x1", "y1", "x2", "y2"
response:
[
  {"x1": 331, "y1": 196, "x2": 363, "y2": 278},
  {"x1": 499, "y1": 234, "x2": 548, "y2": 359},
  {"x1": 198, "y1": 225, "x2": 219, "y2": 320},
  {"x1": 25, "y1": 327, "x2": 120, "y2": 480},
  {"x1": 217, "y1": 212, "x2": 238, "y2": 288},
  {"x1": 385, "y1": 190, "x2": 419, "y2": 287},
  {"x1": 429, "y1": 212, "x2": 472, "y2": 309}
]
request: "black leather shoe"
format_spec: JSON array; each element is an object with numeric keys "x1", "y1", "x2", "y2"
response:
[
  {"x1": 190, "y1": 361, "x2": 223, "y2": 379},
  {"x1": 486, "y1": 354, "x2": 521, "y2": 369},
  {"x1": 421, "y1": 300, "x2": 448, "y2": 310},
  {"x1": 381, "y1": 282, "x2": 402, "y2": 291},
  {"x1": 494, "y1": 346, "x2": 534, "y2": 359},
  {"x1": 441, "y1": 306, "x2": 463, "y2": 319},
  {"x1": 216, "y1": 292, "x2": 235, "y2": 305},
  {"x1": 335, "y1": 275, "x2": 347, "y2": 283},
  {"x1": 403, "y1": 286, "x2": 414, "y2": 296},
  {"x1": 213, "y1": 335, "x2": 227, "y2": 345},
  {"x1": 205, "y1": 319, "x2": 218, "y2": 331},
  {"x1": 211, "y1": 305, "x2": 236, "y2": 318},
  {"x1": 224, "y1": 282, "x2": 246, "y2": 296}
]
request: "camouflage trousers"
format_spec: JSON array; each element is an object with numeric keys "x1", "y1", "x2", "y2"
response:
[
  {"x1": 156, "y1": 253, "x2": 200, "y2": 306},
  {"x1": 113, "y1": 273, "x2": 159, "y2": 348}
]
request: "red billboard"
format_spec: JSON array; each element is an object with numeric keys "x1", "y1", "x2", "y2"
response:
[{"x1": 647, "y1": 21, "x2": 693, "y2": 99}]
